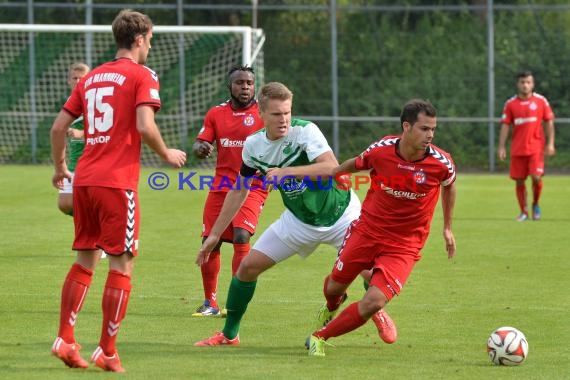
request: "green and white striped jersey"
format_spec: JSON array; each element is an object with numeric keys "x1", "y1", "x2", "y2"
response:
[{"x1": 242, "y1": 119, "x2": 351, "y2": 226}]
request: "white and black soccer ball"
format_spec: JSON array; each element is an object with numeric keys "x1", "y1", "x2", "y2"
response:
[{"x1": 486, "y1": 326, "x2": 529, "y2": 366}]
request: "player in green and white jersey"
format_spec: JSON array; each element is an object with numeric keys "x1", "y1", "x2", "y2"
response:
[
  {"x1": 57, "y1": 62, "x2": 90, "y2": 216},
  {"x1": 194, "y1": 82, "x2": 361, "y2": 346}
]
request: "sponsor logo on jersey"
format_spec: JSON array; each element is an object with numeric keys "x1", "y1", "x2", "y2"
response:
[
  {"x1": 413, "y1": 170, "x2": 426, "y2": 184},
  {"x1": 86, "y1": 135, "x2": 111, "y2": 145},
  {"x1": 514, "y1": 116, "x2": 537, "y2": 126},
  {"x1": 220, "y1": 138, "x2": 244, "y2": 147},
  {"x1": 243, "y1": 114, "x2": 255, "y2": 127},
  {"x1": 398, "y1": 163, "x2": 416, "y2": 171},
  {"x1": 381, "y1": 184, "x2": 427, "y2": 200}
]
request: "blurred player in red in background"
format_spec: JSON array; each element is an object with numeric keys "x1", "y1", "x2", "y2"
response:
[
  {"x1": 50, "y1": 9, "x2": 186, "y2": 372},
  {"x1": 192, "y1": 65, "x2": 268, "y2": 317},
  {"x1": 498, "y1": 70, "x2": 556, "y2": 222},
  {"x1": 308, "y1": 99, "x2": 457, "y2": 356}
]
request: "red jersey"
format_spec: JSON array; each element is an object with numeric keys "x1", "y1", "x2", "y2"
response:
[
  {"x1": 197, "y1": 100, "x2": 264, "y2": 191},
  {"x1": 500, "y1": 93, "x2": 554, "y2": 156},
  {"x1": 353, "y1": 137, "x2": 456, "y2": 250},
  {"x1": 63, "y1": 58, "x2": 161, "y2": 190}
]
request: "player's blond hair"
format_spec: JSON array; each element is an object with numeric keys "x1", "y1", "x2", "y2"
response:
[
  {"x1": 258, "y1": 82, "x2": 293, "y2": 112},
  {"x1": 68, "y1": 62, "x2": 90, "y2": 78}
]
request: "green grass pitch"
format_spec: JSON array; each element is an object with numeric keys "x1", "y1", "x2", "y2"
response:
[{"x1": 0, "y1": 165, "x2": 568, "y2": 379}]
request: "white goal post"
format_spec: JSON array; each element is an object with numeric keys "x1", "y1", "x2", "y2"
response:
[{"x1": 0, "y1": 24, "x2": 265, "y2": 166}]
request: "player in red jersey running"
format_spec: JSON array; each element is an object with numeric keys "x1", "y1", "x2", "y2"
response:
[
  {"x1": 498, "y1": 70, "x2": 556, "y2": 221},
  {"x1": 307, "y1": 99, "x2": 457, "y2": 356},
  {"x1": 50, "y1": 9, "x2": 186, "y2": 372},
  {"x1": 192, "y1": 65, "x2": 268, "y2": 317}
]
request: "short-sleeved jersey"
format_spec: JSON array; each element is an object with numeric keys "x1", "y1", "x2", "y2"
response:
[
  {"x1": 353, "y1": 137, "x2": 456, "y2": 250},
  {"x1": 197, "y1": 100, "x2": 264, "y2": 191},
  {"x1": 500, "y1": 93, "x2": 554, "y2": 156},
  {"x1": 241, "y1": 119, "x2": 351, "y2": 227},
  {"x1": 68, "y1": 116, "x2": 84, "y2": 172},
  {"x1": 63, "y1": 58, "x2": 161, "y2": 190}
]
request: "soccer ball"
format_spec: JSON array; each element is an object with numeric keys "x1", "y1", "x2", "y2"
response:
[{"x1": 486, "y1": 326, "x2": 529, "y2": 366}]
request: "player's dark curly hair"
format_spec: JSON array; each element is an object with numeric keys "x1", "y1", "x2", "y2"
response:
[
  {"x1": 227, "y1": 65, "x2": 255, "y2": 87},
  {"x1": 400, "y1": 99, "x2": 437, "y2": 129},
  {"x1": 228, "y1": 64, "x2": 254, "y2": 77}
]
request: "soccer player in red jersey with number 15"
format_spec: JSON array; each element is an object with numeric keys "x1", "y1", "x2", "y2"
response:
[
  {"x1": 498, "y1": 70, "x2": 555, "y2": 222},
  {"x1": 308, "y1": 99, "x2": 457, "y2": 356},
  {"x1": 50, "y1": 9, "x2": 186, "y2": 372}
]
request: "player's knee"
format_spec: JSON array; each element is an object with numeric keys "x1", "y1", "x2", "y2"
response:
[
  {"x1": 233, "y1": 228, "x2": 252, "y2": 244},
  {"x1": 57, "y1": 202, "x2": 73, "y2": 215},
  {"x1": 236, "y1": 259, "x2": 256, "y2": 279},
  {"x1": 324, "y1": 277, "x2": 347, "y2": 298},
  {"x1": 361, "y1": 287, "x2": 388, "y2": 312}
]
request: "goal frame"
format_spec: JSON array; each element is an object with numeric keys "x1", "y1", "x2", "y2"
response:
[{"x1": 0, "y1": 24, "x2": 265, "y2": 164}]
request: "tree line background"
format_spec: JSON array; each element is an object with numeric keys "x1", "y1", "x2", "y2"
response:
[{"x1": 1, "y1": 0, "x2": 569, "y2": 171}]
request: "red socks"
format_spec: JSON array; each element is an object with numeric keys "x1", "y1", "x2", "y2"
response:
[
  {"x1": 99, "y1": 270, "x2": 132, "y2": 356},
  {"x1": 232, "y1": 243, "x2": 250, "y2": 275},
  {"x1": 314, "y1": 302, "x2": 366, "y2": 340},
  {"x1": 200, "y1": 250, "x2": 221, "y2": 308},
  {"x1": 516, "y1": 183, "x2": 527, "y2": 214},
  {"x1": 58, "y1": 263, "x2": 93, "y2": 343}
]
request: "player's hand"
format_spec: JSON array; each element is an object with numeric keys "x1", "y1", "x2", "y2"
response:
[
  {"x1": 497, "y1": 147, "x2": 507, "y2": 161},
  {"x1": 164, "y1": 149, "x2": 187, "y2": 168},
  {"x1": 195, "y1": 141, "x2": 214, "y2": 159},
  {"x1": 443, "y1": 228, "x2": 456, "y2": 259},
  {"x1": 196, "y1": 235, "x2": 220, "y2": 266},
  {"x1": 254, "y1": 170, "x2": 273, "y2": 191},
  {"x1": 52, "y1": 167, "x2": 72, "y2": 190},
  {"x1": 545, "y1": 144, "x2": 556, "y2": 156},
  {"x1": 265, "y1": 167, "x2": 286, "y2": 189},
  {"x1": 67, "y1": 129, "x2": 84, "y2": 139}
]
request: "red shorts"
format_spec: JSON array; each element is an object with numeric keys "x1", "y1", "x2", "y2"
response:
[
  {"x1": 202, "y1": 188, "x2": 267, "y2": 242},
  {"x1": 72, "y1": 186, "x2": 140, "y2": 256},
  {"x1": 331, "y1": 223, "x2": 420, "y2": 301},
  {"x1": 510, "y1": 153, "x2": 544, "y2": 180}
]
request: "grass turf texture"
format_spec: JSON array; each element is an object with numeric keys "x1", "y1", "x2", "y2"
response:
[{"x1": 0, "y1": 165, "x2": 568, "y2": 379}]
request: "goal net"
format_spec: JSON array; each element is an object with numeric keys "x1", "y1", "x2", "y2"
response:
[{"x1": 0, "y1": 24, "x2": 265, "y2": 167}]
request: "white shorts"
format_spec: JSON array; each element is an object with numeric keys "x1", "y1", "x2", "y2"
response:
[
  {"x1": 58, "y1": 172, "x2": 75, "y2": 194},
  {"x1": 253, "y1": 190, "x2": 361, "y2": 263}
]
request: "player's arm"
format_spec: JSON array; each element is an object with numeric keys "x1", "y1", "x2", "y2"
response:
[
  {"x1": 544, "y1": 119, "x2": 555, "y2": 156},
  {"x1": 441, "y1": 181, "x2": 456, "y2": 259},
  {"x1": 265, "y1": 150, "x2": 338, "y2": 181},
  {"x1": 50, "y1": 110, "x2": 75, "y2": 189},
  {"x1": 192, "y1": 139, "x2": 214, "y2": 159},
  {"x1": 333, "y1": 157, "x2": 358, "y2": 176},
  {"x1": 497, "y1": 123, "x2": 510, "y2": 161},
  {"x1": 137, "y1": 105, "x2": 186, "y2": 168},
  {"x1": 196, "y1": 162, "x2": 256, "y2": 265}
]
